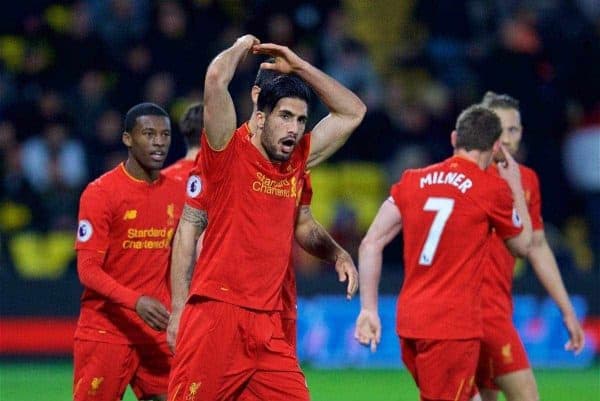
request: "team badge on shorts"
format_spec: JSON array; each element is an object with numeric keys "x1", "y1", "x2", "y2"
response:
[
  {"x1": 77, "y1": 220, "x2": 93, "y2": 242},
  {"x1": 187, "y1": 175, "x2": 202, "y2": 198}
]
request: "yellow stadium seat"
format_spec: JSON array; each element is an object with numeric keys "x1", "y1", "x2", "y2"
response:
[{"x1": 8, "y1": 231, "x2": 75, "y2": 279}]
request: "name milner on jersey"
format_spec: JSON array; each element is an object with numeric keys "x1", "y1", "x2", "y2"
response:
[{"x1": 419, "y1": 171, "x2": 473, "y2": 193}]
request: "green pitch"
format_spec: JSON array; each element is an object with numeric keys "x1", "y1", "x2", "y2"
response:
[{"x1": 0, "y1": 361, "x2": 598, "y2": 400}]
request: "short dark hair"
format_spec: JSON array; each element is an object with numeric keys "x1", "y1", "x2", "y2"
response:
[
  {"x1": 124, "y1": 102, "x2": 169, "y2": 132},
  {"x1": 178, "y1": 102, "x2": 202, "y2": 148},
  {"x1": 257, "y1": 74, "x2": 311, "y2": 114},
  {"x1": 480, "y1": 91, "x2": 520, "y2": 110},
  {"x1": 254, "y1": 59, "x2": 283, "y2": 88},
  {"x1": 455, "y1": 105, "x2": 502, "y2": 151}
]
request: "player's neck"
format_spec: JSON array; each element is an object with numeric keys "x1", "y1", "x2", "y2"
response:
[
  {"x1": 185, "y1": 147, "x2": 199, "y2": 161},
  {"x1": 125, "y1": 158, "x2": 160, "y2": 183},
  {"x1": 248, "y1": 110, "x2": 259, "y2": 134},
  {"x1": 454, "y1": 149, "x2": 493, "y2": 170}
]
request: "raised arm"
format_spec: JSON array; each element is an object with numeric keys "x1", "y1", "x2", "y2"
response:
[
  {"x1": 167, "y1": 204, "x2": 207, "y2": 353},
  {"x1": 252, "y1": 43, "x2": 366, "y2": 168},
  {"x1": 355, "y1": 198, "x2": 402, "y2": 352},
  {"x1": 294, "y1": 205, "x2": 358, "y2": 299},
  {"x1": 204, "y1": 35, "x2": 260, "y2": 150},
  {"x1": 528, "y1": 229, "x2": 585, "y2": 353},
  {"x1": 497, "y1": 145, "x2": 532, "y2": 256}
]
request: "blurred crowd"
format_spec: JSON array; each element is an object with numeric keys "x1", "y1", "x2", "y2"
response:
[{"x1": 1, "y1": 0, "x2": 599, "y2": 285}]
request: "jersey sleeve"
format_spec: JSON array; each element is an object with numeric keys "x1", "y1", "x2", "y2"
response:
[
  {"x1": 299, "y1": 172, "x2": 313, "y2": 206},
  {"x1": 77, "y1": 249, "x2": 141, "y2": 309},
  {"x1": 487, "y1": 181, "x2": 524, "y2": 240},
  {"x1": 389, "y1": 171, "x2": 408, "y2": 211},
  {"x1": 200, "y1": 127, "x2": 237, "y2": 185},
  {"x1": 75, "y1": 182, "x2": 112, "y2": 252},
  {"x1": 184, "y1": 167, "x2": 206, "y2": 211},
  {"x1": 528, "y1": 171, "x2": 544, "y2": 231}
]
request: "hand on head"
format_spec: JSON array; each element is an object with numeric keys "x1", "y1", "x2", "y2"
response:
[{"x1": 252, "y1": 43, "x2": 305, "y2": 74}]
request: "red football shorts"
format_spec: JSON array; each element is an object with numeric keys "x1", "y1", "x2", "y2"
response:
[
  {"x1": 476, "y1": 315, "x2": 531, "y2": 389},
  {"x1": 73, "y1": 339, "x2": 171, "y2": 401},
  {"x1": 400, "y1": 337, "x2": 479, "y2": 401},
  {"x1": 282, "y1": 317, "x2": 297, "y2": 350},
  {"x1": 168, "y1": 297, "x2": 309, "y2": 401}
]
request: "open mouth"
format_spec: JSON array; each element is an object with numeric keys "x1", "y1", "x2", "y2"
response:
[
  {"x1": 280, "y1": 138, "x2": 296, "y2": 153},
  {"x1": 150, "y1": 151, "x2": 166, "y2": 162}
]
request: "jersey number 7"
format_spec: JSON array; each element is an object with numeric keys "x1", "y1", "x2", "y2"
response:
[{"x1": 419, "y1": 197, "x2": 455, "y2": 266}]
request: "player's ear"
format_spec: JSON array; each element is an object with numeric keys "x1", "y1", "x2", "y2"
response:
[
  {"x1": 492, "y1": 139, "x2": 501, "y2": 154},
  {"x1": 450, "y1": 130, "x2": 457, "y2": 148},
  {"x1": 256, "y1": 111, "x2": 265, "y2": 132},
  {"x1": 122, "y1": 131, "x2": 132, "y2": 148},
  {"x1": 251, "y1": 85, "x2": 261, "y2": 105}
]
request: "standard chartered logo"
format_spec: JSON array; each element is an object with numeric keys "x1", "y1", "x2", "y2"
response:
[
  {"x1": 122, "y1": 227, "x2": 173, "y2": 249},
  {"x1": 252, "y1": 172, "x2": 297, "y2": 198}
]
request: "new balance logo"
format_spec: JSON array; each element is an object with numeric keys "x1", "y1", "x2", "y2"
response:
[{"x1": 123, "y1": 210, "x2": 137, "y2": 220}]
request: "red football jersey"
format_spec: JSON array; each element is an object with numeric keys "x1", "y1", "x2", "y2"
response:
[
  {"x1": 75, "y1": 163, "x2": 182, "y2": 344},
  {"x1": 392, "y1": 156, "x2": 523, "y2": 339},
  {"x1": 189, "y1": 123, "x2": 311, "y2": 311},
  {"x1": 163, "y1": 157, "x2": 195, "y2": 215},
  {"x1": 281, "y1": 172, "x2": 313, "y2": 320},
  {"x1": 162, "y1": 158, "x2": 195, "y2": 183},
  {"x1": 481, "y1": 164, "x2": 544, "y2": 318}
]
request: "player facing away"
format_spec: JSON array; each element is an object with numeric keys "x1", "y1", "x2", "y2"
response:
[
  {"x1": 162, "y1": 102, "x2": 202, "y2": 183},
  {"x1": 167, "y1": 34, "x2": 365, "y2": 401},
  {"x1": 355, "y1": 105, "x2": 533, "y2": 401},
  {"x1": 166, "y1": 64, "x2": 358, "y2": 356},
  {"x1": 472, "y1": 92, "x2": 585, "y2": 401},
  {"x1": 73, "y1": 103, "x2": 182, "y2": 401}
]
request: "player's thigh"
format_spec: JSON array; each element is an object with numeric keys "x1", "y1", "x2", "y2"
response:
[
  {"x1": 495, "y1": 369, "x2": 539, "y2": 401},
  {"x1": 479, "y1": 388, "x2": 499, "y2": 401},
  {"x1": 477, "y1": 318, "x2": 531, "y2": 390},
  {"x1": 246, "y1": 370, "x2": 309, "y2": 401},
  {"x1": 168, "y1": 298, "x2": 253, "y2": 401},
  {"x1": 413, "y1": 338, "x2": 479, "y2": 401},
  {"x1": 131, "y1": 341, "x2": 172, "y2": 400},
  {"x1": 73, "y1": 340, "x2": 135, "y2": 401}
]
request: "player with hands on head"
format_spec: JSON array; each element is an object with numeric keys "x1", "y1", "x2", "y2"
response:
[
  {"x1": 355, "y1": 105, "x2": 532, "y2": 401},
  {"x1": 166, "y1": 64, "x2": 359, "y2": 355},
  {"x1": 74, "y1": 103, "x2": 182, "y2": 401},
  {"x1": 473, "y1": 92, "x2": 585, "y2": 401},
  {"x1": 167, "y1": 33, "x2": 364, "y2": 401}
]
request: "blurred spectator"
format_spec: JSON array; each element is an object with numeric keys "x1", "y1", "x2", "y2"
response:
[
  {"x1": 21, "y1": 117, "x2": 86, "y2": 230},
  {"x1": 147, "y1": 1, "x2": 204, "y2": 88},
  {"x1": 68, "y1": 70, "x2": 111, "y2": 138},
  {"x1": 86, "y1": 108, "x2": 124, "y2": 179},
  {"x1": 414, "y1": 0, "x2": 478, "y2": 91},
  {"x1": 114, "y1": 42, "x2": 153, "y2": 110},
  {"x1": 143, "y1": 71, "x2": 176, "y2": 109},
  {"x1": 89, "y1": 0, "x2": 150, "y2": 57},
  {"x1": 324, "y1": 38, "x2": 382, "y2": 105},
  {"x1": 0, "y1": 120, "x2": 47, "y2": 232},
  {"x1": 20, "y1": 117, "x2": 87, "y2": 193},
  {"x1": 563, "y1": 102, "x2": 600, "y2": 270},
  {"x1": 51, "y1": 1, "x2": 109, "y2": 86}
]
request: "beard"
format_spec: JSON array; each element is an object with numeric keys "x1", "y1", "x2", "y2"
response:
[{"x1": 261, "y1": 123, "x2": 291, "y2": 162}]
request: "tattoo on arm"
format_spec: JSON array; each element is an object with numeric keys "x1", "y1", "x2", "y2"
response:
[
  {"x1": 180, "y1": 204, "x2": 208, "y2": 288},
  {"x1": 305, "y1": 222, "x2": 340, "y2": 264},
  {"x1": 181, "y1": 204, "x2": 208, "y2": 229}
]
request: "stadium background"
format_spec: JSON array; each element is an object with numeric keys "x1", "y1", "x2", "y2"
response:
[{"x1": 1, "y1": 0, "x2": 599, "y2": 399}]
